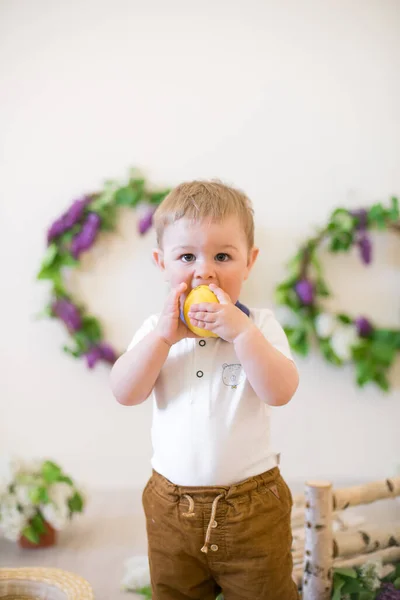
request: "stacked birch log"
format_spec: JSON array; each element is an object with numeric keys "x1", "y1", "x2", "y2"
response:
[{"x1": 290, "y1": 476, "x2": 400, "y2": 599}]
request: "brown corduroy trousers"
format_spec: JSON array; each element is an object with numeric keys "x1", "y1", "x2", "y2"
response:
[{"x1": 142, "y1": 467, "x2": 299, "y2": 600}]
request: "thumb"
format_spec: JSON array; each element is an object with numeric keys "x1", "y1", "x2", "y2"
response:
[{"x1": 208, "y1": 284, "x2": 231, "y2": 304}]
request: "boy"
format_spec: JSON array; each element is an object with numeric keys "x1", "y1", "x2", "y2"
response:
[{"x1": 110, "y1": 181, "x2": 299, "y2": 600}]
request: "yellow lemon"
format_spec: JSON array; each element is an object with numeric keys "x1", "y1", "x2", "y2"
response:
[{"x1": 183, "y1": 285, "x2": 219, "y2": 338}]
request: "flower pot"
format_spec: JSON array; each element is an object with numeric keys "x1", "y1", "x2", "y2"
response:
[{"x1": 19, "y1": 521, "x2": 56, "y2": 549}]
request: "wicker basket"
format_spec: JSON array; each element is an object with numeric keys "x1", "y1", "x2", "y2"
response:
[{"x1": 0, "y1": 568, "x2": 94, "y2": 599}]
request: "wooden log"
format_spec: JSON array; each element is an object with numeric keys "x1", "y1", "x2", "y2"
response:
[
  {"x1": 293, "y1": 524, "x2": 400, "y2": 559},
  {"x1": 334, "y1": 546, "x2": 400, "y2": 569},
  {"x1": 302, "y1": 481, "x2": 333, "y2": 600},
  {"x1": 333, "y1": 477, "x2": 400, "y2": 511},
  {"x1": 292, "y1": 477, "x2": 400, "y2": 510},
  {"x1": 333, "y1": 525, "x2": 400, "y2": 558}
]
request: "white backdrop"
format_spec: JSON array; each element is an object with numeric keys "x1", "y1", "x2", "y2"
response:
[{"x1": 1, "y1": 0, "x2": 399, "y2": 488}]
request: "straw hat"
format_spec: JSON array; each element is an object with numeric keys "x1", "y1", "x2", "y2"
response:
[{"x1": 0, "y1": 567, "x2": 94, "y2": 599}]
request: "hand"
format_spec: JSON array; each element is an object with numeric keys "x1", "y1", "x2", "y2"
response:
[
  {"x1": 155, "y1": 282, "x2": 197, "y2": 346},
  {"x1": 188, "y1": 284, "x2": 254, "y2": 343}
]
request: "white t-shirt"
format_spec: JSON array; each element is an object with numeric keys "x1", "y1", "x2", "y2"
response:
[{"x1": 128, "y1": 308, "x2": 294, "y2": 487}]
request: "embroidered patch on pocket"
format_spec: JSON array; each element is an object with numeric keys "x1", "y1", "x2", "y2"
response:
[{"x1": 268, "y1": 484, "x2": 280, "y2": 500}]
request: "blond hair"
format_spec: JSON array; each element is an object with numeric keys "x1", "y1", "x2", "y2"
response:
[{"x1": 153, "y1": 180, "x2": 255, "y2": 248}]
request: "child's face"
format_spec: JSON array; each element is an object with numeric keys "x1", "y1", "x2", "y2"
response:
[{"x1": 153, "y1": 215, "x2": 259, "y2": 304}]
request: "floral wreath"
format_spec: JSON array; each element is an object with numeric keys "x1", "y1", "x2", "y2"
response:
[
  {"x1": 275, "y1": 197, "x2": 400, "y2": 391},
  {"x1": 37, "y1": 170, "x2": 169, "y2": 369}
]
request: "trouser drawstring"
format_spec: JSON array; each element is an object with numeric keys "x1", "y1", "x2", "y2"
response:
[{"x1": 181, "y1": 492, "x2": 225, "y2": 554}]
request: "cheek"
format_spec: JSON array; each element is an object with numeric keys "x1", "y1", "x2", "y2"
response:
[{"x1": 168, "y1": 263, "x2": 192, "y2": 284}]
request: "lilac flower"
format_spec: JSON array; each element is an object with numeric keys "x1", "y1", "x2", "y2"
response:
[
  {"x1": 355, "y1": 316, "x2": 374, "y2": 338},
  {"x1": 84, "y1": 343, "x2": 118, "y2": 368},
  {"x1": 52, "y1": 298, "x2": 82, "y2": 332},
  {"x1": 47, "y1": 197, "x2": 91, "y2": 244},
  {"x1": 350, "y1": 208, "x2": 368, "y2": 230},
  {"x1": 85, "y1": 346, "x2": 102, "y2": 369},
  {"x1": 295, "y1": 279, "x2": 314, "y2": 305},
  {"x1": 138, "y1": 207, "x2": 154, "y2": 235},
  {"x1": 71, "y1": 213, "x2": 101, "y2": 259},
  {"x1": 377, "y1": 583, "x2": 400, "y2": 599},
  {"x1": 357, "y1": 233, "x2": 372, "y2": 264},
  {"x1": 97, "y1": 343, "x2": 117, "y2": 364}
]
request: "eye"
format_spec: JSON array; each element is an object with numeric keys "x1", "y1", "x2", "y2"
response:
[
  {"x1": 181, "y1": 254, "x2": 195, "y2": 263},
  {"x1": 215, "y1": 253, "x2": 230, "y2": 262}
]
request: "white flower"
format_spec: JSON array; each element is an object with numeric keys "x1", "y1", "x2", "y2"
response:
[
  {"x1": 48, "y1": 482, "x2": 73, "y2": 505},
  {"x1": 315, "y1": 313, "x2": 336, "y2": 338},
  {"x1": 0, "y1": 493, "x2": 28, "y2": 541},
  {"x1": 40, "y1": 502, "x2": 69, "y2": 531},
  {"x1": 330, "y1": 325, "x2": 358, "y2": 361},
  {"x1": 274, "y1": 305, "x2": 301, "y2": 329},
  {"x1": 14, "y1": 484, "x2": 32, "y2": 508},
  {"x1": 121, "y1": 556, "x2": 150, "y2": 591}
]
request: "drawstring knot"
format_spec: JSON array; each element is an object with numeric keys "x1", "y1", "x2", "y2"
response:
[{"x1": 181, "y1": 492, "x2": 225, "y2": 553}]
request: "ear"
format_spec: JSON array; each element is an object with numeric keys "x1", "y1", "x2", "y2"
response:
[
  {"x1": 152, "y1": 248, "x2": 165, "y2": 272},
  {"x1": 244, "y1": 246, "x2": 259, "y2": 280}
]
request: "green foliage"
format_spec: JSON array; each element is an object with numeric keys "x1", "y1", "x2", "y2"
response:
[
  {"x1": 274, "y1": 198, "x2": 400, "y2": 391},
  {"x1": 37, "y1": 170, "x2": 169, "y2": 366},
  {"x1": 1, "y1": 459, "x2": 85, "y2": 545}
]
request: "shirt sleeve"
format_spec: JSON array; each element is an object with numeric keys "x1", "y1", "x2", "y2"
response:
[
  {"x1": 126, "y1": 314, "x2": 159, "y2": 351},
  {"x1": 253, "y1": 309, "x2": 294, "y2": 361}
]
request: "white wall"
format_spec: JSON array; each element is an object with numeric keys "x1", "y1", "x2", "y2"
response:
[{"x1": 1, "y1": 0, "x2": 399, "y2": 488}]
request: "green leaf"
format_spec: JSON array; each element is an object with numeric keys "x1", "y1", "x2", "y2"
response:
[
  {"x1": 42, "y1": 460, "x2": 62, "y2": 483},
  {"x1": 31, "y1": 512, "x2": 46, "y2": 535},
  {"x1": 68, "y1": 492, "x2": 84, "y2": 513},
  {"x1": 337, "y1": 313, "x2": 352, "y2": 324},
  {"x1": 373, "y1": 371, "x2": 390, "y2": 392},
  {"x1": 358, "y1": 592, "x2": 376, "y2": 600},
  {"x1": 136, "y1": 586, "x2": 152, "y2": 599},
  {"x1": 331, "y1": 576, "x2": 346, "y2": 600},
  {"x1": 315, "y1": 278, "x2": 330, "y2": 297},
  {"x1": 394, "y1": 576, "x2": 400, "y2": 588},
  {"x1": 389, "y1": 196, "x2": 399, "y2": 221},
  {"x1": 334, "y1": 567, "x2": 358, "y2": 578},
  {"x1": 330, "y1": 208, "x2": 354, "y2": 232},
  {"x1": 72, "y1": 330, "x2": 91, "y2": 353},
  {"x1": 319, "y1": 339, "x2": 342, "y2": 366},
  {"x1": 40, "y1": 243, "x2": 59, "y2": 269},
  {"x1": 63, "y1": 345, "x2": 81, "y2": 358},
  {"x1": 370, "y1": 341, "x2": 396, "y2": 366},
  {"x1": 115, "y1": 186, "x2": 137, "y2": 206},
  {"x1": 368, "y1": 203, "x2": 386, "y2": 229},
  {"x1": 81, "y1": 316, "x2": 103, "y2": 344},
  {"x1": 355, "y1": 360, "x2": 373, "y2": 387},
  {"x1": 329, "y1": 231, "x2": 353, "y2": 252},
  {"x1": 21, "y1": 525, "x2": 40, "y2": 544},
  {"x1": 148, "y1": 190, "x2": 169, "y2": 205},
  {"x1": 29, "y1": 486, "x2": 49, "y2": 505},
  {"x1": 59, "y1": 475, "x2": 73, "y2": 485}
]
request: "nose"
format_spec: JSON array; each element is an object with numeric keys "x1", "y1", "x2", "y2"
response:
[{"x1": 193, "y1": 258, "x2": 216, "y2": 284}]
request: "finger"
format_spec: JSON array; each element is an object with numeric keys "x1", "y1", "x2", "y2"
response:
[
  {"x1": 189, "y1": 302, "x2": 220, "y2": 313},
  {"x1": 208, "y1": 284, "x2": 231, "y2": 304},
  {"x1": 188, "y1": 311, "x2": 216, "y2": 323},
  {"x1": 189, "y1": 319, "x2": 214, "y2": 330}
]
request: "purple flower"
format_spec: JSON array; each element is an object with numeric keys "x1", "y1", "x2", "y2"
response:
[
  {"x1": 84, "y1": 343, "x2": 118, "y2": 368},
  {"x1": 71, "y1": 212, "x2": 101, "y2": 259},
  {"x1": 295, "y1": 279, "x2": 314, "y2": 305},
  {"x1": 355, "y1": 316, "x2": 374, "y2": 338},
  {"x1": 47, "y1": 196, "x2": 91, "y2": 244},
  {"x1": 350, "y1": 208, "x2": 368, "y2": 230},
  {"x1": 52, "y1": 298, "x2": 82, "y2": 332},
  {"x1": 98, "y1": 343, "x2": 117, "y2": 364},
  {"x1": 357, "y1": 233, "x2": 372, "y2": 264},
  {"x1": 138, "y1": 207, "x2": 154, "y2": 235},
  {"x1": 85, "y1": 346, "x2": 102, "y2": 369},
  {"x1": 377, "y1": 583, "x2": 400, "y2": 599}
]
